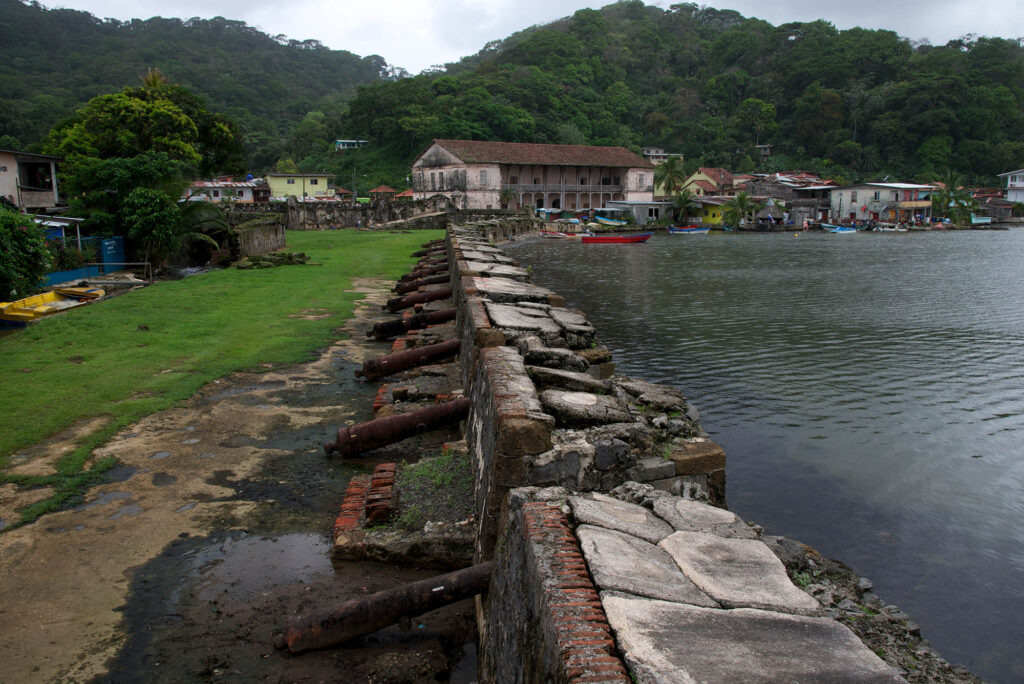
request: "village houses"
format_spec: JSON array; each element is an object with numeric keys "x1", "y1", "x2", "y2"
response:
[{"x1": 0, "y1": 148, "x2": 63, "y2": 213}]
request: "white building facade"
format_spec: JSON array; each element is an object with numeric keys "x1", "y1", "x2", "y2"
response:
[
  {"x1": 411, "y1": 140, "x2": 654, "y2": 211},
  {"x1": 998, "y1": 169, "x2": 1024, "y2": 203}
]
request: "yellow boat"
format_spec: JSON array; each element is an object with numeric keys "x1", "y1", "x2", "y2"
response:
[{"x1": 0, "y1": 287, "x2": 105, "y2": 324}]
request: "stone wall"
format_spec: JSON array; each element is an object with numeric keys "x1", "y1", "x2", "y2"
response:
[
  {"x1": 447, "y1": 226, "x2": 727, "y2": 564},
  {"x1": 234, "y1": 219, "x2": 286, "y2": 257},
  {"x1": 224, "y1": 196, "x2": 459, "y2": 230}
]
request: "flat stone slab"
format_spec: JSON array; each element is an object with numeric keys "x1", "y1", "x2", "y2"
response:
[
  {"x1": 464, "y1": 261, "x2": 530, "y2": 280},
  {"x1": 602, "y1": 593, "x2": 904, "y2": 684},
  {"x1": 541, "y1": 390, "x2": 632, "y2": 426},
  {"x1": 470, "y1": 277, "x2": 556, "y2": 303},
  {"x1": 653, "y1": 498, "x2": 757, "y2": 539},
  {"x1": 485, "y1": 303, "x2": 562, "y2": 334},
  {"x1": 459, "y1": 250, "x2": 516, "y2": 264},
  {"x1": 569, "y1": 494, "x2": 674, "y2": 544},
  {"x1": 577, "y1": 525, "x2": 717, "y2": 607},
  {"x1": 526, "y1": 366, "x2": 610, "y2": 393},
  {"x1": 659, "y1": 531, "x2": 821, "y2": 615}
]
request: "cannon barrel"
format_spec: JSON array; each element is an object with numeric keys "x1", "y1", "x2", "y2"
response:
[
  {"x1": 393, "y1": 273, "x2": 450, "y2": 295},
  {"x1": 365, "y1": 307, "x2": 458, "y2": 340},
  {"x1": 356, "y1": 338, "x2": 461, "y2": 380},
  {"x1": 384, "y1": 286, "x2": 453, "y2": 313},
  {"x1": 275, "y1": 562, "x2": 493, "y2": 653},
  {"x1": 324, "y1": 397, "x2": 470, "y2": 458}
]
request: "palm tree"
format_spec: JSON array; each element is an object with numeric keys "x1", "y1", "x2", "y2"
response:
[
  {"x1": 499, "y1": 187, "x2": 518, "y2": 210},
  {"x1": 672, "y1": 188, "x2": 698, "y2": 223},
  {"x1": 932, "y1": 170, "x2": 977, "y2": 225},
  {"x1": 654, "y1": 156, "x2": 687, "y2": 199},
  {"x1": 723, "y1": 191, "x2": 759, "y2": 229}
]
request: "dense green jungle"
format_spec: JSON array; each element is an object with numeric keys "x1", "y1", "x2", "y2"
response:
[{"x1": 2, "y1": 0, "x2": 1023, "y2": 190}]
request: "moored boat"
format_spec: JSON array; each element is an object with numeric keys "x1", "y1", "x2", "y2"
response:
[
  {"x1": 667, "y1": 225, "x2": 710, "y2": 235},
  {"x1": 822, "y1": 224, "x2": 857, "y2": 234},
  {"x1": 581, "y1": 233, "x2": 652, "y2": 244},
  {"x1": 0, "y1": 286, "x2": 105, "y2": 324},
  {"x1": 594, "y1": 216, "x2": 628, "y2": 226}
]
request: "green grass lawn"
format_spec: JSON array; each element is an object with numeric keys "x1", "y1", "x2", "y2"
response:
[{"x1": 0, "y1": 228, "x2": 443, "y2": 525}]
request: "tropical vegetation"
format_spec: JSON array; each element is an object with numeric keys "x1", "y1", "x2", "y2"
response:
[{"x1": 0, "y1": 207, "x2": 52, "y2": 298}]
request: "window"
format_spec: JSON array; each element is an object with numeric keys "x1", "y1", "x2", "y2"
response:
[
  {"x1": 580, "y1": 177, "x2": 587, "y2": 185},
  {"x1": 310, "y1": 178, "x2": 318, "y2": 185},
  {"x1": 613, "y1": 176, "x2": 621, "y2": 185},
  {"x1": 212, "y1": 190, "x2": 220, "y2": 197},
  {"x1": 479, "y1": 170, "x2": 487, "y2": 185},
  {"x1": 430, "y1": 173, "x2": 436, "y2": 190},
  {"x1": 533, "y1": 177, "x2": 540, "y2": 185},
  {"x1": 851, "y1": 190, "x2": 858, "y2": 202},
  {"x1": 510, "y1": 175, "x2": 518, "y2": 184},
  {"x1": 287, "y1": 178, "x2": 295, "y2": 185},
  {"x1": 438, "y1": 173, "x2": 445, "y2": 191},
  {"x1": 639, "y1": 174, "x2": 645, "y2": 188},
  {"x1": 237, "y1": 190, "x2": 244, "y2": 197},
  {"x1": 873, "y1": 191, "x2": 880, "y2": 200}
]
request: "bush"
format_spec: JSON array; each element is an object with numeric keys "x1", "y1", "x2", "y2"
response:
[{"x1": 0, "y1": 209, "x2": 53, "y2": 299}]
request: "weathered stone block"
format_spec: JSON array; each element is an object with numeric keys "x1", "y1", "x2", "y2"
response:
[
  {"x1": 495, "y1": 416, "x2": 553, "y2": 456},
  {"x1": 627, "y1": 457, "x2": 677, "y2": 482},
  {"x1": 526, "y1": 366, "x2": 610, "y2": 394},
  {"x1": 593, "y1": 438, "x2": 630, "y2": 470},
  {"x1": 668, "y1": 438, "x2": 726, "y2": 476},
  {"x1": 540, "y1": 390, "x2": 632, "y2": 427}
]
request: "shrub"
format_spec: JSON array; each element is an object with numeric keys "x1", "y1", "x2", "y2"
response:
[{"x1": 0, "y1": 209, "x2": 53, "y2": 299}]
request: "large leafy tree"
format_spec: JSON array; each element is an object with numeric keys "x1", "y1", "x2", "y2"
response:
[
  {"x1": 0, "y1": 208, "x2": 53, "y2": 299},
  {"x1": 42, "y1": 80, "x2": 243, "y2": 267}
]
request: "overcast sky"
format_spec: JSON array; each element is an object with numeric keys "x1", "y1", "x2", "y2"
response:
[{"x1": 49, "y1": 0, "x2": 1024, "y2": 74}]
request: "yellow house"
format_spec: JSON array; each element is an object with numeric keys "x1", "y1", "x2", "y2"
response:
[
  {"x1": 696, "y1": 197, "x2": 729, "y2": 225},
  {"x1": 681, "y1": 167, "x2": 735, "y2": 197},
  {"x1": 266, "y1": 173, "x2": 334, "y2": 199}
]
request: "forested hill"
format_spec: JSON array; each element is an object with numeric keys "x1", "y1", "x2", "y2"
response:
[
  {"x1": 3, "y1": 0, "x2": 1023, "y2": 188},
  {"x1": 0, "y1": 0, "x2": 395, "y2": 170},
  {"x1": 334, "y1": 1, "x2": 1024, "y2": 187}
]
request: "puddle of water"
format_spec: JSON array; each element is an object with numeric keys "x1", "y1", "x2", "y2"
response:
[
  {"x1": 175, "y1": 502, "x2": 197, "y2": 512},
  {"x1": 76, "y1": 490, "x2": 131, "y2": 510},
  {"x1": 104, "y1": 465, "x2": 138, "y2": 483},
  {"x1": 181, "y1": 438, "x2": 199, "y2": 444},
  {"x1": 152, "y1": 451, "x2": 171, "y2": 459},
  {"x1": 197, "y1": 452, "x2": 217, "y2": 459},
  {"x1": 193, "y1": 532, "x2": 332, "y2": 601},
  {"x1": 450, "y1": 643, "x2": 479, "y2": 683},
  {"x1": 107, "y1": 504, "x2": 143, "y2": 519},
  {"x1": 152, "y1": 472, "x2": 177, "y2": 487}
]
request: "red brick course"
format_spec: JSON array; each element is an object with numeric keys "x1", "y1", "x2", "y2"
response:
[
  {"x1": 333, "y1": 476, "x2": 370, "y2": 534},
  {"x1": 365, "y1": 463, "x2": 397, "y2": 524},
  {"x1": 521, "y1": 502, "x2": 630, "y2": 684}
]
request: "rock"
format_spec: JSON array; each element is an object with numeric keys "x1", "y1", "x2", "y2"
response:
[
  {"x1": 569, "y1": 493, "x2": 674, "y2": 544},
  {"x1": 856, "y1": 577, "x2": 874, "y2": 592},
  {"x1": 540, "y1": 390, "x2": 632, "y2": 427},
  {"x1": 627, "y1": 457, "x2": 677, "y2": 482},
  {"x1": 763, "y1": 536, "x2": 812, "y2": 571},
  {"x1": 586, "y1": 423, "x2": 655, "y2": 451},
  {"x1": 837, "y1": 598, "x2": 862, "y2": 612},
  {"x1": 653, "y1": 498, "x2": 757, "y2": 539},
  {"x1": 526, "y1": 366, "x2": 610, "y2": 393},
  {"x1": 593, "y1": 438, "x2": 631, "y2": 471}
]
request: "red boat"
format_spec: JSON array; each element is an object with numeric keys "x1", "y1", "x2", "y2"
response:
[{"x1": 581, "y1": 233, "x2": 653, "y2": 244}]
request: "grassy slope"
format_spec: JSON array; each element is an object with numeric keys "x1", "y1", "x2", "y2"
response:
[{"x1": 0, "y1": 229, "x2": 443, "y2": 524}]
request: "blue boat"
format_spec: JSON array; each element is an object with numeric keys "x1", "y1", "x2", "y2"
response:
[
  {"x1": 822, "y1": 223, "x2": 857, "y2": 234},
  {"x1": 667, "y1": 225, "x2": 709, "y2": 235}
]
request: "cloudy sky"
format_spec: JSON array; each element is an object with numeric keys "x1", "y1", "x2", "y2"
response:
[{"x1": 49, "y1": 0, "x2": 1024, "y2": 74}]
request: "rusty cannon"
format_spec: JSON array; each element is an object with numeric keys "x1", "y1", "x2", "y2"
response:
[
  {"x1": 411, "y1": 247, "x2": 446, "y2": 258},
  {"x1": 355, "y1": 338, "x2": 461, "y2": 380},
  {"x1": 399, "y1": 262, "x2": 448, "y2": 282},
  {"x1": 366, "y1": 307, "x2": 457, "y2": 340},
  {"x1": 384, "y1": 286, "x2": 453, "y2": 313},
  {"x1": 393, "y1": 273, "x2": 450, "y2": 295},
  {"x1": 275, "y1": 562, "x2": 493, "y2": 654},
  {"x1": 324, "y1": 396, "x2": 470, "y2": 458}
]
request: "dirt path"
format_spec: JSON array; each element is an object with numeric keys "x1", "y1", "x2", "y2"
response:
[{"x1": 0, "y1": 279, "x2": 476, "y2": 683}]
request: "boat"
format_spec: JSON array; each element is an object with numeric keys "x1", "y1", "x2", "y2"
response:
[
  {"x1": 540, "y1": 230, "x2": 570, "y2": 239},
  {"x1": 581, "y1": 233, "x2": 652, "y2": 244},
  {"x1": 0, "y1": 286, "x2": 105, "y2": 324},
  {"x1": 667, "y1": 225, "x2": 709, "y2": 235},
  {"x1": 822, "y1": 224, "x2": 857, "y2": 234},
  {"x1": 594, "y1": 216, "x2": 628, "y2": 226}
]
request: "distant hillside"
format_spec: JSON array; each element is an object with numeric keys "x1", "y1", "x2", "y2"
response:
[
  {"x1": 0, "y1": 0, "x2": 395, "y2": 170},
  {"x1": 327, "y1": 1, "x2": 1024, "y2": 187}
]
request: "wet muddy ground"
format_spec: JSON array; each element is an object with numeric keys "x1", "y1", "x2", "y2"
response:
[{"x1": 0, "y1": 279, "x2": 478, "y2": 683}]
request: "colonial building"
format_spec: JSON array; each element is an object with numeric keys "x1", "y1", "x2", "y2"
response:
[
  {"x1": 997, "y1": 169, "x2": 1024, "y2": 203},
  {"x1": 0, "y1": 148, "x2": 63, "y2": 213},
  {"x1": 830, "y1": 183, "x2": 934, "y2": 224},
  {"x1": 410, "y1": 139, "x2": 654, "y2": 211},
  {"x1": 680, "y1": 167, "x2": 734, "y2": 197},
  {"x1": 185, "y1": 179, "x2": 261, "y2": 203}
]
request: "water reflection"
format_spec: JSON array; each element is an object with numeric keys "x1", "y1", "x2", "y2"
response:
[{"x1": 507, "y1": 230, "x2": 1024, "y2": 683}]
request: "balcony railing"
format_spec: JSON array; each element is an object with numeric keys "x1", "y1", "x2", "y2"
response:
[{"x1": 502, "y1": 183, "x2": 626, "y2": 193}]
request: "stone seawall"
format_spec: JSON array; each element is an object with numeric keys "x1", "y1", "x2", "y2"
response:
[{"x1": 333, "y1": 222, "x2": 970, "y2": 682}]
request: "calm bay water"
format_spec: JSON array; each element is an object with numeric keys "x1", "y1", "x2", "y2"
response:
[{"x1": 506, "y1": 229, "x2": 1024, "y2": 683}]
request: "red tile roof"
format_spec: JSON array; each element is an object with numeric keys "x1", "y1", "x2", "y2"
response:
[
  {"x1": 369, "y1": 185, "x2": 396, "y2": 194},
  {"x1": 697, "y1": 167, "x2": 734, "y2": 186},
  {"x1": 692, "y1": 180, "x2": 719, "y2": 194},
  {"x1": 394, "y1": 189, "x2": 413, "y2": 198},
  {"x1": 426, "y1": 139, "x2": 652, "y2": 168}
]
